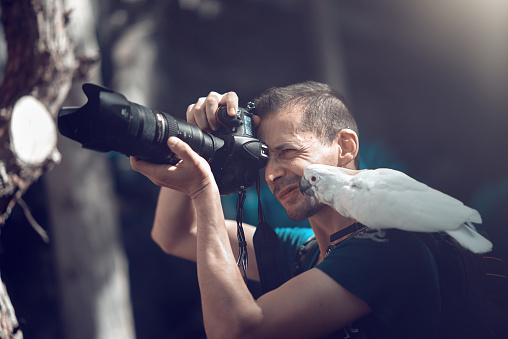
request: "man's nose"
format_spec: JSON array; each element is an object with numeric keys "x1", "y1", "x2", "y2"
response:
[{"x1": 265, "y1": 158, "x2": 284, "y2": 184}]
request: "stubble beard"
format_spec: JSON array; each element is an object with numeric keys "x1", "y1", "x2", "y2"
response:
[
  {"x1": 271, "y1": 176, "x2": 324, "y2": 221},
  {"x1": 283, "y1": 194, "x2": 323, "y2": 222}
]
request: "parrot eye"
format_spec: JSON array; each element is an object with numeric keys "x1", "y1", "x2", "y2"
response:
[{"x1": 311, "y1": 176, "x2": 317, "y2": 182}]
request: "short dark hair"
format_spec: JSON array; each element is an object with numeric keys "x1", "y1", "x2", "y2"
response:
[{"x1": 253, "y1": 81, "x2": 360, "y2": 168}]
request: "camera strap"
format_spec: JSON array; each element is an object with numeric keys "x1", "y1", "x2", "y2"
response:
[
  {"x1": 253, "y1": 174, "x2": 285, "y2": 294},
  {"x1": 236, "y1": 187, "x2": 248, "y2": 283}
]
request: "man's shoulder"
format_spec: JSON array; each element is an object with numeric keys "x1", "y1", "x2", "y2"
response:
[
  {"x1": 316, "y1": 229, "x2": 441, "y2": 334},
  {"x1": 321, "y1": 229, "x2": 436, "y2": 277},
  {"x1": 347, "y1": 229, "x2": 429, "y2": 253}
]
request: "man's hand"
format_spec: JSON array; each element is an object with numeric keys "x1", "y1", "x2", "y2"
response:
[
  {"x1": 131, "y1": 91, "x2": 242, "y2": 198},
  {"x1": 186, "y1": 91, "x2": 239, "y2": 131},
  {"x1": 131, "y1": 137, "x2": 215, "y2": 199},
  {"x1": 186, "y1": 91, "x2": 260, "y2": 131}
]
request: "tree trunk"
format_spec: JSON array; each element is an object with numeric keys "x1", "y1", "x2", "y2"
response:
[
  {"x1": 0, "y1": 0, "x2": 134, "y2": 338},
  {"x1": 0, "y1": 0, "x2": 79, "y2": 337},
  {"x1": 43, "y1": 0, "x2": 136, "y2": 338},
  {"x1": 0, "y1": 0, "x2": 73, "y2": 224}
]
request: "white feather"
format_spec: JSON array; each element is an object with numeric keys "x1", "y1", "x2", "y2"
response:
[{"x1": 302, "y1": 164, "x2": 493, "y2": 254}]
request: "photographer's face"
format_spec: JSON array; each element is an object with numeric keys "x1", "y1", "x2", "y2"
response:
[{"x1": 257, "y1": 106, "x2": 339, "y2": 221}]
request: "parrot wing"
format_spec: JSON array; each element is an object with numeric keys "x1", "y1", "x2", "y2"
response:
[
  {"x1": 334, "y1": 168, "x2": 491, "y2": 253},
  {"x1": 350, "y1": 168, "x2": 429, "y2": 192},
  {"x1": 309, "y1": 166, "x2": 491, "y2": 253},
  {"x1": 339, "y1": 168, "x2": 482, "y2": 231}
]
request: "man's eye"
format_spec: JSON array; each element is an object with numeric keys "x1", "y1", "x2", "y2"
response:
[{"x1": 281, "y1": 149, "x2": 295, "y2": 154}]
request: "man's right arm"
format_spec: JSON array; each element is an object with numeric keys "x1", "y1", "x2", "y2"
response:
[{"x1": 137, "y1": 90, "x2": 261, "y2": 279}]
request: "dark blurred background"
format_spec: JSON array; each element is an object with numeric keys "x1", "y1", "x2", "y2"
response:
[{"x1": 1, "y1": 0, "x2": 507, "y2": 338}]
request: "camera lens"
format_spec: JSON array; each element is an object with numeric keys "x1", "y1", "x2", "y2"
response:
[
  {"x1": 59, "y1": 84, "x2": 224, "y2": 164},
  {"x1": 58, "y1": 83, "x2": 267, "y2": 194}
]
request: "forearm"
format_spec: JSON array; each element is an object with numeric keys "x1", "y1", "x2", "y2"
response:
[
  {"x1": 193, "y1": 186, "x2": 262, "y2": 339},
  {"x1": 151, "y1": 187, "x2": 198, "y2": 261}
]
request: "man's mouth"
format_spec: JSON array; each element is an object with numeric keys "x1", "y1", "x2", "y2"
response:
[{"x1": 276, "y1": 186, "x2": 298, "y2": 200}]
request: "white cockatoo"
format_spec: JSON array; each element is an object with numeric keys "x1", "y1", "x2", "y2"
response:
[{"x1": 299, "y1": 164, "x2": 493, "y2": 254}]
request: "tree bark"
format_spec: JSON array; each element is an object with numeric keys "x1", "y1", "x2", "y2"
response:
[
  {"x1": 0, "y1": 0, "x2": 74, "y2": 222},
  {"x1": 0, "y1": 280, "x2": 21, "y2": 339},
  {"x1": 0, "y1": 0, "x2": 79, "y2": 337}
]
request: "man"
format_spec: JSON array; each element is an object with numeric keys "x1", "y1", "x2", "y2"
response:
[{"x1": 131, "y1": 81, "x2": 440, "y2": 338}]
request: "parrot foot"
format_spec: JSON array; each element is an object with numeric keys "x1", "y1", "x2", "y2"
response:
[{"x1": 355, "y1": 229, "x2": 389, "y2": 243}]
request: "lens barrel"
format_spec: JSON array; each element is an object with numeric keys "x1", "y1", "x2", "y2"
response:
[
  {"x1": 58, "y1": 83, "x2": 223, "y2": 164},
  {"x1": 113, "y1": 102, "x2": 222, "y2": 164}
]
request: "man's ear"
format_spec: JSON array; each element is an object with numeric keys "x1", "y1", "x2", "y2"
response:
[{"x1": 335, "y1": 129, "x2": 359, "y2": 169}]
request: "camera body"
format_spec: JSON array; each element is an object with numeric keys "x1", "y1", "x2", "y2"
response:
[{"x1": 58, "y1": 83, "x2": 268, "y2": 195}]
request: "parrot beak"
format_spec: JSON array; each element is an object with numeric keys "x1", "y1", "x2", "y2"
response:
[{"x1": 299, "y1": 177, "x2": 314, "y2": 196}]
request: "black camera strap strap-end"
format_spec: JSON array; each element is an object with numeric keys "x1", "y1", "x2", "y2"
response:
[
  {"x1": 253, "y1": 175, "x2": 285, "y2": 294},
  {"x1": 255, "y1": 174, "x2": 265, "y2": 223},
  {"x1": 236, "y1": 187, "x2": 248, "y2": 284}
]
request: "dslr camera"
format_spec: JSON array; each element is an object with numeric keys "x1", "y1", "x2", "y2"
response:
[{"x1": 58, "y1": 83, "x2": 268, "y2": 195}]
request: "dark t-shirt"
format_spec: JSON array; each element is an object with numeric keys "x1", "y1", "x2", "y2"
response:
[{"x1": 275, "y1": 228, "x2": 441, "y2": 339}]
